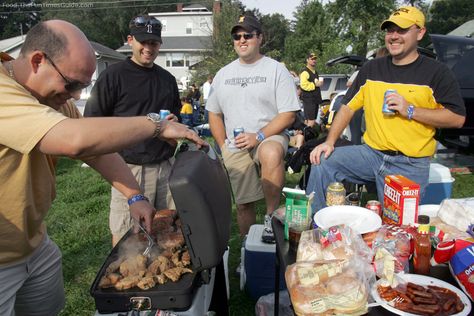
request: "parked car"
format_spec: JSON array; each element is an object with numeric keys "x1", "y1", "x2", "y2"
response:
[
  {"x1": 430, "y1": 34, "x2": 474, "y2": 150},
  {"x1": 319, "y1": 74, "x2": 349, "y2": 104}
]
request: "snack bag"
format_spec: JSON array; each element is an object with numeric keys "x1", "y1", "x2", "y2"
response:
[
  {"x1": 449, "y1": 238, "x2": 474, "y2": 301},
  {"x1": 373, "y1": 225, "x2": 411, "y2": 282}
]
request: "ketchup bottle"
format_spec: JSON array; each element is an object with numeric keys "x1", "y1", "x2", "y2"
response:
[{"x1": 413, "y1": 215, "x2": 431, "y2": 275}]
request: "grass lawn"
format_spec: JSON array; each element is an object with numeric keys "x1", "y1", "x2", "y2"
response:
[{"x1": 47, "y1": 157, "x2": 474, "y2": 316}]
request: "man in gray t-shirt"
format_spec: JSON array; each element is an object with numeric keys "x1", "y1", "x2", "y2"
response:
[{"x1": 206, "y1": 15, "x2": 300, "y2": 243}]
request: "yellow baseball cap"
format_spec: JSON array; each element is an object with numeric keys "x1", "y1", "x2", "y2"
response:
[{"x1": 380, "y1": 6, "x2": 425, "y2": 30}]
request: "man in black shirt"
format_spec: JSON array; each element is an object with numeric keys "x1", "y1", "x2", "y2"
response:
[
  {"x1": 84, "y1": 15, "x2": 181, "y2": 245},
  {"x1": 299, "y1": 53, "x2": 323, "y2": 128}
]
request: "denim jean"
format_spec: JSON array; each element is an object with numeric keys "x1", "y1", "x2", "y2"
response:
[{"x1": 305, "y1": 144, "x2": 430, "y2": 213}]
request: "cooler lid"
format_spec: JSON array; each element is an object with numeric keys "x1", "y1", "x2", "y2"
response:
[
  {"x1": 429, "y1": 163, "x2": 454, "y2": 183},
  {"x1": 169, "y1": 143, "x2": 232, "y2": 272}
]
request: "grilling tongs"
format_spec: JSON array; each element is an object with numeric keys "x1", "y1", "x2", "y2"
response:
[{"x1": 136, "y1": 219, "x2": 156, "y2": 257}]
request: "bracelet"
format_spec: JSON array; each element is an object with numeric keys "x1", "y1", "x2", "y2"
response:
[
  {"x1": 407, "y1": 104, "x2": 415, "y2": 120},
  {"x1": 127, "y1": 194, "x2": 149, "y2": 206}
]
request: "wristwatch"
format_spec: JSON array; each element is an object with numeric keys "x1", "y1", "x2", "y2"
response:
[
  {"x1": 256, "y1": 130, "x2": 265, "y2": 143},
  {"x1": 146, "y1": 113, "x2": 162, "y2": 138},
  {"x1": 407, "y1": 104, "x2": 415, "y2": 120}
]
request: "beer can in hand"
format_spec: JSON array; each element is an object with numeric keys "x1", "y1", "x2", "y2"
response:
[
  {"x1": 159, "y1": 109, "x2": 170, "y2": 120},
  {"x1": 233, "y1": 127, "x2": 244, "y2": 138},
  {"x1": 382, "y1": 89, "x2": 397, "y2": 115}
]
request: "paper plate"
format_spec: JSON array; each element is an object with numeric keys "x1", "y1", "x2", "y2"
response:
[
  {"x1": 313, "y1": 205, "x2": 381, "y2": 234},
  {"x1": 371, "y1": 274, "x2": 472, "y2": 316},
  {"x1": 418, "y1": 204, "x2": 440, "y2": 218}
]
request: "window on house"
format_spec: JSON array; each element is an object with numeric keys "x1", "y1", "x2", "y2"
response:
[
  {"x1": 186, "y1": 22, "x2": 192, "y2": 34},
  {"x1": 200, "y1": 18, "x2": 207, "y2": 29},
  {"x1": 161, "y1": 20, "x2": 167, "y2": 32},
  {"x1": 166, "y1": 53, "x2": 189, "y2": 68}
]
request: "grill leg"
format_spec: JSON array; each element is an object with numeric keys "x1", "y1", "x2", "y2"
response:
[{"x1": 209, "y1": 259, "x2": 229, "y2": 315}]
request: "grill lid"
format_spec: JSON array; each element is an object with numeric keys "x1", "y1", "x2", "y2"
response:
[{"x1": 169, "y1": 144, "x2": 232, "y2": 272}]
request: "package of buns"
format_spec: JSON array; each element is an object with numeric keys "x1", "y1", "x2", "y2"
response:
[
  {"x1": 297, "y1": 225, "x2": 373, "y2": 263},
  {"x1": 286, "y1": 225, "x2": 375, "y2": 315}
]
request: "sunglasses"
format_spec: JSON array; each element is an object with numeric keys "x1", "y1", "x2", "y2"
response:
[
  {"x1": 131, "y1": 16, "x2": 162, "y2": 29},
  {"x1": 385, "y1": 25, "x2": 418, "y2": 35},
  {"x1": 44, "y1": 53, "x2": 91, "y2": 93},
  {"x1": 231, "y1": 32, "x2": 258, "y2": 41}
]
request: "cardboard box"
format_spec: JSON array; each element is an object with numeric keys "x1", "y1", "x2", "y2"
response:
[
  {"x1": 383, "y1": 175, "x2": 420, "y2": 226},
  {"x1": 421, "y1": 163, "x2": 454, "y2": 205},
  {"x1": 241, "y1": 225, "x2": 285, "y2": 300},
  {"x1": 283, "y1": 187, "x2": 313, "y2": 240}
]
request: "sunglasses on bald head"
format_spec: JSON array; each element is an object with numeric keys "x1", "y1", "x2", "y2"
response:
[
  {"x1": 231, "y1": 32, "x2": 258, "y2": 41},
  {"x1": 43, "y1": 53, "x2": 91, "y2": 93},
  {"x1": 130, "y1": 16, "x2": 162, "y2": 29}
]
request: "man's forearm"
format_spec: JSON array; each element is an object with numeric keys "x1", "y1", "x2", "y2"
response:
[
  {"x1": 208, "y1": 112, "x2": 226, "y2": 147},
  {"x1": 84, "y1": 153, "x2": 141, "y2": 199},
  {"x1": 260, "y1": 112, "x2": 295, "y2": 137}
]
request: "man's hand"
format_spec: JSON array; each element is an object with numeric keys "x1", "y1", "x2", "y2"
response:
[
  {"x1": 314, "y1": 77, "x2": 323, "y2": 87},
  {"x1": 159, "y1": 120, "x2": 208, "y2": 148},
  {"x1": 386, "y1": 92, "x2": 410, "y2": 118},
  {"x1": 129, "y1": 200, "x2": 156, "y2": 233},
  {"x1": 234, "y1": 132, "x2": 258, "y2": 150},
  {"x1": 165, "y1": 113, "x2": 179, "y2": 122},
  {"x1": 309, "y1": 142, "x2": 334, "y2": 165}
]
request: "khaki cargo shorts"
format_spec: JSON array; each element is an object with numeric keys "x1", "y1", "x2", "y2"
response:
[
  {"x1": 109, "y1": 159, "x2": 176, "y2": 238},
  {"x1": 221, "y1": 134, "x2": 289, "y2": 205}
]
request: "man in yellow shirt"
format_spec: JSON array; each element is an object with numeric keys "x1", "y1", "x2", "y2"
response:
[
  {"x1": 299, "y1": 53, "x2": 324, "y2": 128},
  {"x1": 0, "y1": 20, "x2": 205, "y2": 315},
  {"x1": 306, "y1": 7, "x2": 465, "y2": 213}
]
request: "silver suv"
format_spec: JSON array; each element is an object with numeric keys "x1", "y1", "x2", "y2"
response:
[{"x1": 319, "y1": 74, "x2": 348, "y2": 104}]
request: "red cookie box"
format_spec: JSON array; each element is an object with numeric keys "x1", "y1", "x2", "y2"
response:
[{"x1": 383, "y1": 175, "x2": 420, "y2": 226}]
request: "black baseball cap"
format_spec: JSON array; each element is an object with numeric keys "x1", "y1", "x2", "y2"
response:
[
  {"x1": 231, "y1": 15, "x2": 262, "y2": 34},
  {"x1": 129, "y1": 15, "x2": 163, "y2": 43}
]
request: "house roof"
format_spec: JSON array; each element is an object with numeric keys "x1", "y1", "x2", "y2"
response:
[
  {"x1": 183, "y1": 3, "x2": 209, "y2": 11},
  {"x1": 0, "y1": 35, "x2": 26, "y2": 53},
  {"x1": 90, "y1": 41, "x2": 126, "y2": 60},
  {"x1": 117, "y1": 36, "x2": 212, "y2": 52},
  {"x1": 0, "y1": 35, "x2": 125, "y2": 60}
]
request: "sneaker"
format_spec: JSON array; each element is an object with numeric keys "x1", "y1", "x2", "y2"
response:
[{"x1": 261, "y1": 214, "x2": 275, "y2": 244}]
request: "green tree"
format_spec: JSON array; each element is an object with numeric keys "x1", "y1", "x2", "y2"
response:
[
  {"x1": 325, "y1": 0, "x2": 395, "y2": 57},
  {"x1": 191, "y1": 0, "x2": 241, "y2": 84},
  {"x1": 427, "y1": 0, "x2": 474, "y2": 35},
  {"x1": 283, "y1": 0, "x2": 334, "y2": 72},
  {"x1": 0, "y1": 0, "x2": 41, "y2": 39},
  {"x1": 260, "y1": 13, "x2": 290, "y2": 60}
]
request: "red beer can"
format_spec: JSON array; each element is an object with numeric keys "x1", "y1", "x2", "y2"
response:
[{"x1": 366, "y1": 200, "x2": 382, "y2": 217}]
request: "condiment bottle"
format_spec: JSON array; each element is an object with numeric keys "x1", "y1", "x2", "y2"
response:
[
  {"x1": 413, "y1": 215, "x2": 431, "y2": 275},
  {"x1": 326, "y1": 182, "x2": 346, "y2": 206}
]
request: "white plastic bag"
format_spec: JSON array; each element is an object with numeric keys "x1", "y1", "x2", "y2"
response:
[{"x1": 255, "y1": 290, "x2": 295, "y2": 316}]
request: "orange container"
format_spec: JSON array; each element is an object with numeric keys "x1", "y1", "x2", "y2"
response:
[{"x1": 383, "y1": 175, "x2": 420, "y2": 226}]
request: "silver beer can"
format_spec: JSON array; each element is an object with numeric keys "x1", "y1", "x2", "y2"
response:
[
  {"x1": 233, "y1": 127, "x2": 244, "y2": 138},
  {"x1": 382, "y1": 89, "x2": 397, "y2": 115},
  {"x1": 159, "y1": 109, "x2": 170, "y2": 119}
]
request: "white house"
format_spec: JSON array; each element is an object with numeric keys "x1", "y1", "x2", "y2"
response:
[
  {"x1": 117, "y1": 2, "x2": 220, "y2": 90},
  {"x1": 0, "y1": 35, "x2": 126, "y2": 99}
]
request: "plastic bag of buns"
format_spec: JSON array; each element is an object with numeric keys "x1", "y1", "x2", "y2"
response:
[
  {"x1": 296, "y1": 225, "x2": 373, "y2": 264},
  {"x1": 286, "y1": 225, "x2": 375, "y2": 315}
]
